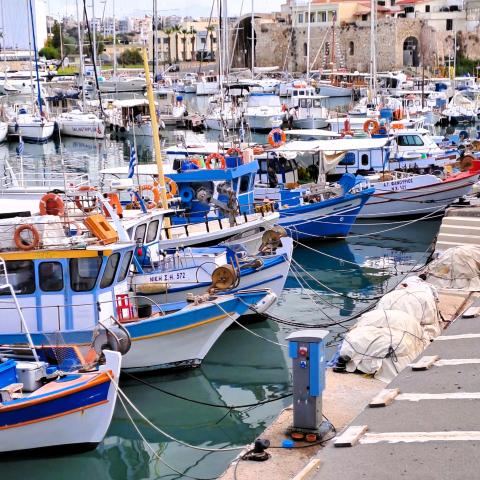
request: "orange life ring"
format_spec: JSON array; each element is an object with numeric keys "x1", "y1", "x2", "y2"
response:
[
  {"x1": 363, "y1": 119, "x2": 379, "y2": 133},
  {"x1": 103, "y1": 192, "x2": 123, "y2": 218},
  {"x1": 205, "y1": 153, "x2": 226, "y2": 170},
  {"x1": 140, "y1": 183, "x2": 161, "y2": 209},
  {"x1": 14, "y1": 224, "x2": 40, "y2": 251},
  {"x1": 39, "y1": 193, "x2": 65, "y2": 216},
  {"x1": 226, "y1": 147, "x2": 243, "y2": 158},
  {"x1": 253, "y1": 146, "x2": 264, "y2": 155},
  {"x1": 74, "y1": 185, "x2": 98, "y2": 213},
  {"x1": 163, "y1": 177, "x2": 178, "y2": 199},
  {"x1": 268, "y1": 128, "x2": 286, "y2": 148},
  {"x1": 190, "y1": 157, "x2": 203, "y2": 168}
]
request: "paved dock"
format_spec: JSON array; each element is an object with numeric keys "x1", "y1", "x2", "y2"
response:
[{"x1": 311, "y1": 295, "x2": 480, "y2": 480}]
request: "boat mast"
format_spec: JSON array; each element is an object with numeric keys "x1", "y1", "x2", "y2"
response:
[
  {"x1": 142, "y1": 47, "x2": 168, "y2": 209},
  {"x1": 92, "y1": 0, "x2": 97, "y2": 68},
  {"x1": 28, "y1": 0, "x2": 44, "y2": 117},
  {"x1": 369, "y1": 0, "x2": 377, "y2": 102},
  {"x1": 251, "y1": 0, "x2": 254, "y2": 79},
  {"x1": 76, "y1": 0, "x2": 86, "y2": 107},
  {"x1": 306, "y1": 0, "x2": 311, "y2": 78},
  {"x1": 152, "y1": 0, "x2": 157, "y2": 81},
  {"x1": 113, "y1": 0, "x2": 117, "y2": 77}
]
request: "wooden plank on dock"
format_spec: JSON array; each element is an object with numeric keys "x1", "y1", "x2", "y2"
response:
[
  {"x1": 411, "y1": 355, "x2": 440, "y2": 371},
  {"x1": 334, "y1": 425, "x2": 368, "y2": 447},
  {"x1": 369, "y1": 388, "x2": 400, "y2": 407},
  {"x1": 292, "y1": 459, "x2": 322, "y2": 480}
]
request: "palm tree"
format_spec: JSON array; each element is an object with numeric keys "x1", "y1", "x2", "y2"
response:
[
  {"x1": 181, "y1": 28, "x2": 188, "y2": 62},
  {"x1": 206, "y1": 25, "x2": 215, "y2": 61},
  {"x1": 164, "y1": 28, "x2": 172, "y2": 63},
  {"x1": 171, "y1": 24, "x2": 181, "y2": 62},
  {"x1": 189, "y1": 27, "x2": 197, "y2": 62}
]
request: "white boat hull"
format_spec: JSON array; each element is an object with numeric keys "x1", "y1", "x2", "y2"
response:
[
  {"x1": 245, "y1": 114, "x2": 284, "y2": 131},
  {"x1": 359, "y1": 173, "x2": 479, "y2": 218},
  {"x1": 58, "y1": 120, "x2": 105, "y2": 139},
  {"x1": 0, "y1": 350, "x2": 121, "y2": 453},
  {"x1": 317, "y1": 85, "x2": 352, "y2": 97},
  {"x1": 293, "y1": 117, "x2": 328, "y2": 129},
  {"x1": 8, "y1": 121, "x2": 55, "y2": 142}
]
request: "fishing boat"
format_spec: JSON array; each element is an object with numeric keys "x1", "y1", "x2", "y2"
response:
[
  {"x1": 130, "y1": 227, "x2": 293, "y2": 308},
  {"x1": 0, "y1": 199, "x2": 276, "y2": 371},
  {"x1": 254, "y1": 138, "x2": 375, "y2": 240},
  {"x1": 0, "y1": 258, "x2": 127, "y2": 454}
]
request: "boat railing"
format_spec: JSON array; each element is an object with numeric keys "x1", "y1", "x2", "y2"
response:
[{"x1": 0, "y1": 172, "x2": 90, "y2": 191}]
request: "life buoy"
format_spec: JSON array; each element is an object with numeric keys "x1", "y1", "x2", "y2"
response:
[
  {"x1": 226, "y1": 147, "x2": 243, "y2": 158},
  {"x1": 164, "y1": 177, "x2": 178, "y2": 199},
  {"x1": 140, "y1": 183, "x2": 161, "y2": 209},
  {"x1": 39, "y1": 193, "x2": 65, "y2": 216},
  {"x1": 14, "y1": 224, "x2": 40, "y2": 251},
  {"x1": 363, "y1": 119, "x2": 379, "y2": 133},
  {"x1": 74, "y1": 185, "x2": 98, "y2": 213},
  {"x1": 103, "y1": 192, "x2": 123, "y2": 218},
  {"x1": 253, "y1": 146, "x2": 264, "y2": 155},
  {"x1": 205, "y1": 153, "x2": 226, "y2": 170},
  {"x1": 268, "y1": 128, "x2": 286, "y2": 148}
]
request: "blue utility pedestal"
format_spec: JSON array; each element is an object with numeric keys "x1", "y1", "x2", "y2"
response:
[{"x1": 287, "y1": 329, "x2": 329, "y2": 437}]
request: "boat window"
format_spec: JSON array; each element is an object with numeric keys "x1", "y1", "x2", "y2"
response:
[
  {"x1": 313, "y1": 99, "x2": 322, "y2": 108},
  {"x1": 0, "y1": 261, "x2": 35, "y2": 296},
  {"x1": 134, "y1": 223, "x2": 147, "y2": 244},
  {"x1": 146, "y1": 220, "x2": 159, "y2": 243},
  {"x1": 239, "y1": 175, "x2": 250, "y2": 194},
  {"x1": 117, "y1": 251, "x2": 133, "y2": 282},
  {"x1": 39, "y1": 262, "x2": 63, "y2": 292},
  {"x1": 397, "y1": 135, "x2": 424, "y2": 146},
  {"x1": 361, "y1": 154, "x2": 369, "y2": 166},
  {"x1": 100, "y1": 253, "x2": 121, "y2": 289},
  {"x1": 69, "y1": 257, "x2": 103, "y2": 292}
]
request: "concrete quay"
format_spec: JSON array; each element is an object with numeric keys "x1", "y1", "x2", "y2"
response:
[{"x1": 311, "y1": 293, "x2": 480, "y2": 480}]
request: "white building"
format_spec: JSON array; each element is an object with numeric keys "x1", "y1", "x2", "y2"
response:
[{"x1": 0, "y1": 0, "x2": 48, "y2": 51}]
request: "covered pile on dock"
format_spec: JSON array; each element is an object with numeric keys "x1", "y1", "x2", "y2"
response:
[
  {"x1": 424, "y1": 245, "x2": 480, "y2": 290},
  {"x1": 337, "y1": 276, "x2": 441, "y2": 382}
]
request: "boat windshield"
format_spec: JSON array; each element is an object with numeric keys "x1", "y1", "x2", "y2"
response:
[{"x1": 248, "y1": 95, "x2": 280, "y2": 108}]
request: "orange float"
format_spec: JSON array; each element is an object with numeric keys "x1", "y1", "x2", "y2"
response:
[
  {"x1": 205, "y1": 153, "x2": 226, "y2": 170},
  {"x1": 267, "y1": 128, "x2": 286, "y2": 148},
  {"x1": 363, "y1": 119, "x2": 379, "y2": 133},
  {"x1": 139, "y1": 183, "x2": 161, "y2": 209},
  {"x1": 14, "y1": 224, "x2": 40, "y2": 251},
  {"x1": 39, "y1": 193, "x2": 65, "y2": 216},
  {"x1": 163, "y1": 177, "x2": 178, "y2": 199},
  {"x1": 103, "y1": 192, "x2": 123, "y2": 218},
  {"x1": 226, "y1": 147, "x2": 243, "y2": 157}
]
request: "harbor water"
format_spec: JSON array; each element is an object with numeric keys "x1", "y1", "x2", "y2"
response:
[{"x1": 0, "y1": 115, "x2": 443, "y2": 477}]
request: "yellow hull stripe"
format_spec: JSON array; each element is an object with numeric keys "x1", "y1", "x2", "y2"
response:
[{"x1": 0, "y1": 249, "x2": 113, "y2": 260}]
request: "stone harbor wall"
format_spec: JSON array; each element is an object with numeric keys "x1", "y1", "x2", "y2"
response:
[{"x1": 231, "y1": 16, "x2": 480, "y2": 73}]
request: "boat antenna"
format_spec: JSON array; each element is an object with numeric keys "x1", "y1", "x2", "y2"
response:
[{"x1": 82, "y1": 0, "x2": 105, "y2": 117}]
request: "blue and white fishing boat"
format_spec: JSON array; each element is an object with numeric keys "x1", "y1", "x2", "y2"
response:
[
  {"x1": 0, "y1": 203, "x2": 276, "y2": 372},
  {"x1": 0, "y1": 258, "x2": 126, "y2": 454},
  {"x1": 130, "y1": 227, "x2": 293, "y2": 307}
]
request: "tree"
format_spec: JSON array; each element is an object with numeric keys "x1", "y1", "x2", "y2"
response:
[
  {"x1": 39, "y1": 46, "x2": 59, "y2": 60},
  {"x1": 118, "y1": 47, "x2": 142, "y2": 65},
  {"x1": 171, "y1": 24, "x2": 181, "y2": 62},
  {"x1": 206, "y1": 25, "x2": 215, "y2": 60},
  {"x1": 189, "y1": 27, "x2": 197, "y2": 62},
  {"x1": 164, "y1": 28, "x2": 172, "y2": 63},
  {"x1": 181, "y1": 28, "x2": 188, "y2": 61},
  {"x1": 51, "y1": 21, "x2": 62, "y2": 49}
]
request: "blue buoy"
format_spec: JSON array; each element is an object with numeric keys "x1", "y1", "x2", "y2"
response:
[{"x1": 282, "y1": 439, "x2": 294, "y2": 449}]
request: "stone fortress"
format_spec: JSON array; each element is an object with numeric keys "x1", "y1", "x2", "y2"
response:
[{"x1": 229, "y1": 0, "x2": 480, "y2": 73}]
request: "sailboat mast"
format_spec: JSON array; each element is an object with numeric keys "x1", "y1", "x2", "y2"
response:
[
  {"x1": 92, "y1": 0, "x2": 97, "y2": 68},
  {"x1": 113, "y1": 0, "x2": 117, "y2": 76},
  {"x1": 251, "y1": 0, "x2": 254, "y2": 79},
  {"x1": 369, "y1": 0, "x2": 377, "y2": 100},
  {"x1": 306, "y1": 0, "x2": 311, "y2": 77},
  {"x1": 152, "y1": 0, "x2": 156, "y2": 81},
  {"x1": 28, "y1": 0, "x2": 43, "y2": 117},
  {"x1": 76, "y1": 0, "x2": 86, "y2": 106}
]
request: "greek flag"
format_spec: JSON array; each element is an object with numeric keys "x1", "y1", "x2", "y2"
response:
[
  {"x1": 128, "y1": 144, "x2": 137, "y2": 179},
  {"x1": 16, "y1": 140, "x2": 24, "y2": 156}
]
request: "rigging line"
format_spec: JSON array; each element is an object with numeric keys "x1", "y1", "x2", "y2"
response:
[
  {"x1": 114, "y1": 387, "x2": 224, "y2": 480},
  {"x1": 110, "y1": 373, "x2": 247, "y2": 453},
  {"x1": 123, "y1": 371, "x2": 292, "y2": 409}
]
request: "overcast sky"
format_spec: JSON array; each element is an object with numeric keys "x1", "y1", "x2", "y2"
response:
[{"x1": 46, "y1": 0, "x2": 285, "y2": 18}]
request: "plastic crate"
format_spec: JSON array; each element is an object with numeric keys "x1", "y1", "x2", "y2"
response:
[{"x1": 0, "y1": 359, "x2": 18, "y2": 389}]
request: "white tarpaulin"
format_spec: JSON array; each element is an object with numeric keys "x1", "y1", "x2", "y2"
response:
[
  {"x1": 425, "y1": 245, "x2": 480, "y2": 291},
  {"x1": 376, "y1": 286, "x2": 441, "y2": 340},
  {"x1": 340, "y1": 309, "x2": 427, "y2": 383}
]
